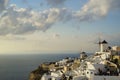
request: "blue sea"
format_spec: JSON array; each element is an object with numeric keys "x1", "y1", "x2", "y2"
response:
[{"x1": 0, "y1": 53, "x2": 80, "y2": 80}]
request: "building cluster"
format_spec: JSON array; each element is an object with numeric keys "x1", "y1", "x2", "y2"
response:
[{"x1": 30, "y1": 40, "x2": 120, "y2": 80}]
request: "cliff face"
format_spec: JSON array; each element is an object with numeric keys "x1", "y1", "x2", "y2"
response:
[
  {"x1": 29, "y1": 65, "x2": 48, "y2": 80},
  {"x1": 29, "y1": 73, "x2": 42, "y2": 80}
]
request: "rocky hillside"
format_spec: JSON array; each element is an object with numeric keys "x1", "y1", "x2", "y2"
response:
[{"x1": 29, "y1": 65, "x2": 48, "y2": 80}]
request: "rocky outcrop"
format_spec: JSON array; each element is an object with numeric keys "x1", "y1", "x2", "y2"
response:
[
  {"x1": 29, "y1": 65, "x2": 48, "y2": 80},
  {"x1": 29, "y1": 73, "x2": 41, "y2": 80}
]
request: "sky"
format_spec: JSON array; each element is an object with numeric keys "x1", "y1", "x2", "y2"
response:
[{"x1": 0, "y1": 0, "x2": 120, "y2": 54}]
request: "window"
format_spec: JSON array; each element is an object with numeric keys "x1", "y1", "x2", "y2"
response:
[
  {"x1": 87, "y1": 72, "x2": 89, "y2": 74},
  {"x1": 91, "y1": 72, "x2": 93, "y2": 74}
]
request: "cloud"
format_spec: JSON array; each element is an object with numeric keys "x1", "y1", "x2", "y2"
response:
[
  {"x1": 0, "y1": 0, "x2": 120, "y2": 36},
  {"x1": 45, "y1": 0, "x2": 68, "y2": 7},
  {"x1": 0, "y1": 0, "x2": 9, "y2": 13},
  {"x1": 74, "y1": 0, "x2": 120, "y2": 21},
  {"x1": 0, "y1": 4, "x2": 72, "y2": 35}
]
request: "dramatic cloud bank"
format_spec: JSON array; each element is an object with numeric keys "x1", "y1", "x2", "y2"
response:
[
  {"x1": 0, "y1": 4, "x2": 71, "y2": 35},
  {"x1": 0, "y1": 0, "x2": 120, "y2": 35}
]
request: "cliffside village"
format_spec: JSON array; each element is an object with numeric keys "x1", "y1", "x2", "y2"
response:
[{"x1": 30, "y1": 40, "x2": 120, "y2": 80}]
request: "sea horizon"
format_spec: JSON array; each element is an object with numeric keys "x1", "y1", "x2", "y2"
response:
[{"x1": 0, "y1": 52, "x2": 89, "y2": 80}]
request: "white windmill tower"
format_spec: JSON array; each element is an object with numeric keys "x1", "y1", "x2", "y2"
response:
[{"x1": 99, "y1": 40, "x2": 108, "y2": 52}]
